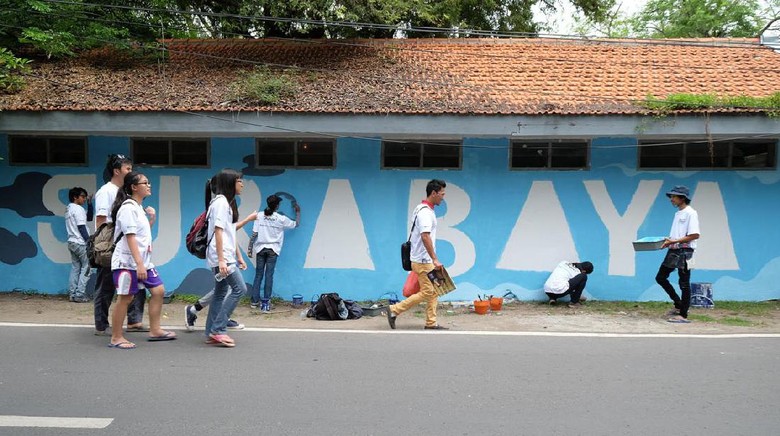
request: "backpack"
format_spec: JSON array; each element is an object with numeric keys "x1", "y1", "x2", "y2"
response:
[
  {"x1": 307, "y1": 293, "x2": 348, "y2": 320},
  {"x1": 185, "y1": 210, "x2": 211, "y2": 259},
  {"x1": 86, "y1": 222, "x2": 123, "y2": 268}
]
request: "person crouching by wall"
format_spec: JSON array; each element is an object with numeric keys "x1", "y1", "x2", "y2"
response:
[
  {"x1": 108, "y1": 171, "x2": 176, "y2": 349},
  {"x1": 544, "y1": 261, "x2": 594, "y2": 308}
]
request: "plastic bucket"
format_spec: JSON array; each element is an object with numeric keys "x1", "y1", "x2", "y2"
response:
[
  {"x1": 292, "y1": 294, "x2": 303, "y2": 307},
  {"x1": 489, "y1": 297, "x2": 503, "y2": 312},
  {"x1": 474, "y1": 300, "x2": 490, "y2": 315}
]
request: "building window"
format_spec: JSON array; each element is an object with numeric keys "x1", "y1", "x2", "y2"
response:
[
  {"x1": 256, "y1": 139, "x2": 335, "y2": 168},
  {"x1": 639, "y1": 139, "x2": 777, "y2": 169},
  {"x1": 382, "y1": 140, "x2": 461, "y2": 169},
  {"x1": 132, "y1": 138, "x2": 210, "y2": 167},
  {"x1": 510, "y1": 140, "x2": 589, "y2": 169},
  {"x1": 8, "y1": 136, "x2": 87, "y2": 165}
]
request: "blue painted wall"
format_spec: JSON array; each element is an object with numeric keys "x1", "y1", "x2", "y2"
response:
[{"x1": 1, "y1": 134, "x2": 779, "y2": 302}]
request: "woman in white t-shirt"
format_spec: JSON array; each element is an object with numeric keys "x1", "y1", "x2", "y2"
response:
[
  {"x1": 107, "y1": 171, "x2": 176, "y2": 349},
  {"x1": 203, "y1": 169, "x2": 248, "y2": 347}
]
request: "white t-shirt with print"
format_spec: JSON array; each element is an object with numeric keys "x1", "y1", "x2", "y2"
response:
[
  {"x1": 93, "y1": 182, "x2": 119, "y2": 231},
  {"x1": 669, "y1": 205, "x2": 700, "y2": 249},
  {"x1": 65, "y1": 203, "x2": 88, "y2": 245},
  {"x1": 111, "y1": 199, "x2": 153, "y2": 270},
  {"x1": 410, "y1": 204, "x2": 436, "y2": 264},
  {"x1": 252, "y1": 211, "x2": 297, "y2": 255},
  {"x1": 206, "y1": 195, "x2": 237, "y2": 268},
  {"x1": 544, "y1": 261, "x2": 580, "y2": 295}
]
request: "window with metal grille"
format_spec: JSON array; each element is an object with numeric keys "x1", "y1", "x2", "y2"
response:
[
  {"x1": 256, "y1": 139, "x2": 335, "y2": 168},
  {"x1": 382, "y1": 140, "x2": 461, "y2": 169},
  {"x1": 510, "y1": 140, "x2": 589, "y2": 169},
  {"x1": 9, "y1": 136, "x2": 87, "y2": 165},
  {"x1": 638, "y1": 139, "x2": 777, "y2": 169},
  {"x1": 132, "y1": 138, "x2": 209, "y2": 167}
]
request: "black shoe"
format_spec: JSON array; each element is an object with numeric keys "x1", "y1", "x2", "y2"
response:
[
  {"x1": 386, "y1": 307, "x2": 396, "y2": 330},
  {"x1": 424, "y1": 325, "x2": 449, "y2": 330}
]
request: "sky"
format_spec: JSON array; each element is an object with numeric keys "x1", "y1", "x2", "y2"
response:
[{"x1": 537, "y1": 0, "x2": 648, "y2": 35}]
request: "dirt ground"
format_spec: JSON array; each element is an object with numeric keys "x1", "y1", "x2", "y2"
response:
[{"x1": 2, "y1": 292, "x2": 780, "y2": 334}]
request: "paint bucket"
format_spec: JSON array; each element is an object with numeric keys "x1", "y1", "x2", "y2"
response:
[
  {"x1": 489, "y1": 297, "x2": 503, "y2": 312},
  {"x1": 292, "y1": 294, "x2": 303, "y2": 307},
  {"x1": 691, "y1": 283, "x2": 714, "y2": 308},
  {"x1": 474, "y1": 300, "x2": 490, "y2": 315}
]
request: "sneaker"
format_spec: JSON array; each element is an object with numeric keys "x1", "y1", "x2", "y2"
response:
[
  {"x1": 227, "y1": 319, "x2": 245, "y2": 330},
  {"x1": 548, "y1": 299, "x2": 557, "y2": 305},
  {"x1": 386, "y1": 307, "x2": 397, "y2": 330},
  {"x1": 185, "y1": 305, "x2": 197, "y2": 331},
  {"x1": 260, "y1": 302, "x2": 271, "y2": 313},
  {"x1": 249, "y1": 303, "x2": 259, "y2": 309},
  {"x1": 424, "y1": 325, "x2": 449, "y2": 330}
]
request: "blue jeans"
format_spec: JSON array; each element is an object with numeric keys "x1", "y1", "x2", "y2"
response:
[
  {"x1": 67, "y1": 242, "x2": 90, "y2": 299},
  {"x1": 205, "y1": 265, "x2": 246, "y2": 336},
  {"x1": 250, "y1": 248, "x2": 278, "y2": 305}
]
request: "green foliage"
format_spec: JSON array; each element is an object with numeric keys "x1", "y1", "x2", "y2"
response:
[
  {"x1": 630, "y1": 0, "x2": 763, "y2": 38},
  {"x1": 228, "y1": 66, "x2": 297, "y2": 105},
  {"x1": 641, "y1": 92, "x2": 780, "y2": 116},
  {"x1": 0, "y1": 47, "x2": 31, "y2": 93}
]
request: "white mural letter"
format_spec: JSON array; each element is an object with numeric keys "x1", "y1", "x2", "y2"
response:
[
  {"x1": 39, "y1": 174, "x2": 97, "y2": 263},
  {"x1": 497, "y1": 181, "x2": 578, "y2": 271},
  {"x1": 305, "y1": 179, "x2": 374, "y2": 269},
  {"x1": 585, "y1": 179, "x2": 662, "y2": 276},
  {"x1": 689, "y1": 181, "x2": 739, "y2": 270},
  {"x1": 408, "y1": 180, "x2": 475, "y2": 277},
  {"x1": 150, "y1": 176, "x2": 181, "y2": 266}
]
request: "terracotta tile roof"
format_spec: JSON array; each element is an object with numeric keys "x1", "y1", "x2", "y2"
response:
[{"x1": 2, "y1": 38, "x2": 779, "y2": 115}]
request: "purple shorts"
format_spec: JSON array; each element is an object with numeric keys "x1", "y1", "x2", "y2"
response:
[{"x1": 113, "y1": 268, "x2": 164, "y2": 296}]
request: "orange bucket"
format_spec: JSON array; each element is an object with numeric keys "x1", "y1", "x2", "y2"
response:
[
  {"x1": 489, "y1": 297, "x2": 503, "y2": 312},
  {"x1": 473, "y1": 300, "x2": 490, "y2": 315}
]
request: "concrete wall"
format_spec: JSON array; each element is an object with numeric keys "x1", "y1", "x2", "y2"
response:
[{"x1": 1, "y1": 113, "x2": 779, "y2": 302}]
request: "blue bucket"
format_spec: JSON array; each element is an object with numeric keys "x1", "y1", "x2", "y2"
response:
[
  {"x1": 691, "y1": 283, "x2": 714, "y2": 308},
  {"x1": 292, "y1": 294, "x2": 303, "y2": 307}
]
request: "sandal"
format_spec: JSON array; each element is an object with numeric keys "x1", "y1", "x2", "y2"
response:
[
  {"x1": 107, "y1": 341, "x2": 136, "y2": 349},
  {"x1": 208, "y1": 333, "x2": 235, "y2": 347}
]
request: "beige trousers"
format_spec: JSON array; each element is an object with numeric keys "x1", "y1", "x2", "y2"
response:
[{"x1": 391, "y1": 262, "x2": 438, "y2": 327}]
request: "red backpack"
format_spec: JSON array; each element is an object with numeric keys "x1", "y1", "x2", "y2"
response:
[{"x1": 185, "y1": 211, "x2": 210, "y2": 259}]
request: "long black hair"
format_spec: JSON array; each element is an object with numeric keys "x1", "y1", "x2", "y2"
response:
[
  {"x1": 110, "y1": 171, "x2": 144, "y2": 223},
  {"x1": 205, "y1": 168, "x2": 241, "y2": 223}
]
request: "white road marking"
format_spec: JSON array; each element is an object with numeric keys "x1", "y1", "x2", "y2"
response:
[
  {"x1": 0, "y1": 415, "x2": 113, "y2": 428},
  {"x1": 1, "y1": 321, "x2": 779, "y2": 338}
]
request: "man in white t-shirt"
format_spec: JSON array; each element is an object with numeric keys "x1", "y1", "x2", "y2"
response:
[
  {"x1": 656, "y1": 185, "x2": 700, "y2": 324},
  {"x1": 92, "y1": 154, "x2": 147, "y2": 335},
  {"x1": 387, "y1": 179, "x2": 449, "y2": 330},
  {"x1": 65, "y1": 187, "x2": 92, "y2": 302},
  {"x1": 544, "y1": 261, "x2": 594, "y2": 307}
]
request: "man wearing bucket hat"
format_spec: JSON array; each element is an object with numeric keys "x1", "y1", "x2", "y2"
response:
[
  {"x1": 544, "y1": 261, "x2": 594, "y2": 308},
  {"x1": 657, "y1": 185, "x2": 700, "y2": 323}
]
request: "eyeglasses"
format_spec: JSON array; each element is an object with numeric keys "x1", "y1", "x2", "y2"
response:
[
  {"x1": 135, "y1": 181, "x2": 152, "y2": 186},
  {"x1": 236, "y1": 179, "x2": 244, "y2": 184}
]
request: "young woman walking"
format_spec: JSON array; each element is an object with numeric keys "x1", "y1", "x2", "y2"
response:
[
  {"x1": 204, "y1": 169, "x2": 248, "y2": 347},
  {"x1": 108, "y1": 171, "x2": 176, "y2": 349}
]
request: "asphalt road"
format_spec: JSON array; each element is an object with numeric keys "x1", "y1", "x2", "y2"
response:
[{"x1": 0, "y1": 325, "x2": 778, "y2": 435}]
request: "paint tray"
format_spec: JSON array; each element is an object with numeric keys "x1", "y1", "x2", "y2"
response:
[{"x1": 632, "y1": 236, "x2": 666, "y2": 251}]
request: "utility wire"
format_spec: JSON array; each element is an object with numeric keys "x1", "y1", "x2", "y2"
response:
[{"x1": 38, "y1": 0, "x2": 769, "y2": 49}]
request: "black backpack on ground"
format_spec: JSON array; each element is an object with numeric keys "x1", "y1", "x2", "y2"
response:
[{"x1": 307, "y1": 293, "x2": 352, "y2": 320}]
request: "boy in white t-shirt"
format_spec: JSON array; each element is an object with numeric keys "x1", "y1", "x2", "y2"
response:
[
  {"x1": 65, "y1": 187, "x2": 93, "y2": 302},
  {"x1": 657, "y1": 185, "x2": 701, "y2": 323}
]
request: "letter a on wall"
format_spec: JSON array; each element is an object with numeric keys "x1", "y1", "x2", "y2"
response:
[
  {"x1": 304, "y1": 179, "x2": 375, "y2": 270},
  {"x1": 497, "y1": 181, "x2": 578, "y2": 271}
]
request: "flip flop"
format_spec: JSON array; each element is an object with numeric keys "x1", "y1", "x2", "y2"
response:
[
  {"x1": 107, "y1": 341, "x2": 136, "y2": 349},
  {"x1": 208, "y1": 334, "x2": 235, "y2": 347},
  {"x1": 667, "y1": 317, "x2": 691, "y2": 323},
  {"x1": 147, "y1": 331, "x2": 177, "y2": 341},
  {"x1": 126, "y1": 325, "x2": 150, "y2": 332}
]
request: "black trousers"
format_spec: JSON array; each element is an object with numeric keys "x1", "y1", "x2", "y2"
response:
[
  {"x1": 93, "y1": 266, "x2": 146, "y2": 331},
  {"x1": 546, "y1": 273, "x2": 588, "y2": 303},
  {"x1": 655, "y1": 248, "x2": 693, "y2": 318}
]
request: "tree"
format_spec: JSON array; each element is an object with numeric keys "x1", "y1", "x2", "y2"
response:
[{"x1": 629, "y1": 0, "x2": 763, "y2": 38}]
